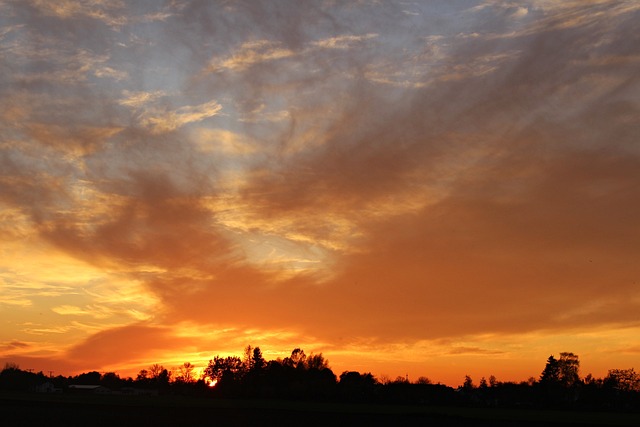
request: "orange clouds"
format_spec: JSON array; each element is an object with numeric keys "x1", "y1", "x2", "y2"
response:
[{"x1": 1, "y1": 0, "x2": 639, "y2": 385}]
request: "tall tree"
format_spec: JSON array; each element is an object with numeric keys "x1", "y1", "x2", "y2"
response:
[
  {"x1": 284, "y1": 348, "x2": 307, "y2": 368},
  {"x1": 101, "y1": 372, "x2": 122, "y2": 389},
  {"x1": 175, "y1": 362, "x2": 196, "y2": 384},
  {"x1": 463, "y1": 375, "x2": 474, "y2": 389},
  {"x1": 251, "y1": 347, "x2": 265, "y2": 372},
  {"x1": 204, "y1": 356, "x2": 245, "y2": 384},
  {"x1": 306, "y1": 353, "x2": 329, "y2": 370},
  {"x1": 148, "y1": 364, "x2": 164, "y2": 379},
  {"x1": 136, "y1": 369, "x2": 149, "y2": 382},
  {"x1": 243, "y1": 345, "x2": 254, "y2": 371},
  {"x1": 558, "y1": 352, "x2": 580, "y2": 387},
  {"x1": 540, "y1": 355, "x2": 560, "y2": 384}
]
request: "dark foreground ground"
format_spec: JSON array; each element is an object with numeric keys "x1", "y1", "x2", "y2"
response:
[{"x1": 2, "y1": 392, "x2": 639, "y2": 427}]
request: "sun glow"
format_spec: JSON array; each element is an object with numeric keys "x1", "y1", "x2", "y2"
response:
[{"x1": 205, "y1": 378, "x2": 217, "y2": 388}]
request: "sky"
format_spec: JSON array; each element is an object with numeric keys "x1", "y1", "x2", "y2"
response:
[{"x1": 1, "y1": 0, "x2": 639, "y2": 387}]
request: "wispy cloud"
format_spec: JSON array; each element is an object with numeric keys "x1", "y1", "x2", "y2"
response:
[
  {"x1": 190, "y1": 128, "x2": 258, "y2": 155},
  {"x1": 137, "y1": 100, "x2": 223, "y2": 134},
  {"x1": 448, "y1": 347, "x2": 506, "y2": 356},
  {"x1": 238, "y1": 104, "x2": 290, "y2": 123},
  {"x1": 310, "y1": 33, "x2": 378, "y2": 49},
  {"x1": 209, "y1": 33, "x2": 379, "y2": 73},
  {"x1": 52, "y1": 305, "x2": 101, "y2": 317},
  {"x1": 26, "y1": 0, "x2": 181, "y2": 28},
  {"x1": 511, "y1": 6, "x2": 529, "y2": 18},
  {"x1": 29, "y1": 0, "x2": 127, "y2": 26},
  {"x1": 209, "y1": 40, "x2": 296, "y2": 72},
  {"x1": 118, "y1": 90, "x2": 167, "y2": 108},
  {"x1": 0, "y1": 295, "x2": 32, "y2": 307},
  {"x1": 6, "y1": 37, "x2": 127, "y2": 84},
  {"x1": 22, "y1": 325, "x2": 73, "y2": 335},
  {"x1": 0, "y1": 340, "x2": 31, "y2": 352}
]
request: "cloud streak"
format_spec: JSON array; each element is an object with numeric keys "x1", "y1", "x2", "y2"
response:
[{"x1": 136, "y1": 100, "x2": 223, "y2": 134}]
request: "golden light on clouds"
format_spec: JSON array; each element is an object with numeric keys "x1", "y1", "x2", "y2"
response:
[{"x1": 1, "y1": 0, "x2": 639, "y2": 386}]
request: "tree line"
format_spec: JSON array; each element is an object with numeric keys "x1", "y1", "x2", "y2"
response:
[{"x1": 1, "y1": 349, "x2": 639, "y2": 410}]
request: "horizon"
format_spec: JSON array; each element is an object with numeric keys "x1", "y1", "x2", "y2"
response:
[
  {"x1": 0, "y1": 347, "x2": 614, "y2": 389},
  {"x1": 1, "y1": 1, "x2": 639, "y2": 390}
]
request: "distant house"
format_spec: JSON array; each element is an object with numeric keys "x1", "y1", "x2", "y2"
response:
[
  {"x1": 35, "y1": 382, "x2": 62, "y2": 394},
  {"x1": 68, "y1": 384, "x2": 111, "y2": 394}
]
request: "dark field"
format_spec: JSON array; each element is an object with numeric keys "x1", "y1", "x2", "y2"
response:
[{"x1": 2, "y1": 392, "x2": 639, "y2": 427}]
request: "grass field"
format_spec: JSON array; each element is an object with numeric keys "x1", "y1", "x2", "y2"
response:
[{"x1": 2, "y1": 391, "x2": 639, "y2": 426}]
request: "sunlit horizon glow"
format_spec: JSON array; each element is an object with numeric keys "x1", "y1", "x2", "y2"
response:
[{"x1": 1, "y1": 1, "x2": 639, "y2": 388}]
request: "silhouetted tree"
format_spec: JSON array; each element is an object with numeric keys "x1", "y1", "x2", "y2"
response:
[
  {"x1": 540, "y1": 355, "x2": 560, "y2": 384},
  {"x1": 238, "y1": 348, "x2": 266, "y2": 397},
  {"x1": 339, "y1": 371, "x2": 377, "y2": 402},
  {"x1": 583, "y1": 373, "x2": 599, "y2": 386},
  {"x1": 305, "y1": 353, "x2": 329, "y2": 370},
  {"x1": 175, "y1": 362, "x2": 196, "y2": 384},
  {"x1": 2, "y1": 350, "x2": 640, "y2": 410},
  {"x1": 391, "y1": 375, "x2": 407, "y2": 384},
  {"x1": 557, "y1": 352, "x2": 580, "y2": 387},
  {"x1": 463, "y1": 375, "x2": 474, "y2": 389},
  {"x1": 539, "y1": 352, "x2": 582, "y2": 405},
  {"x1": 251, "y1": 347, "x2": 265, "y2": 372},
  {"x1": 605, "y1": 368, "x2": 640, "y2": 392},
  {"x1": 148, "y1": 364, "x2": 164, "y2": 379},
  {"x1": 204, "y1": 356, "x2": 244, "y2": 385},
  {"x1": 261, "y1": 359, "x2": 288, "y2": 397},
  {"x1": 243, "y1": 345, "x2": 255, "y2": 370},
  {"x1": 489, "y1": 375, "x2": 498, "y2": 387},
  {"x1": 136, "y1": 369, "x2": 149, "y2": 384},
  {"x1": 146, "y1": 364, "x2": 171, "y2": 388},
  {"x1": 416, "y1": 376, "x2": 432, "y2": 385},
  {"x1": 100, "y1": 372, "x2": 122, "y2": 389},
  {"x1": 251, "y1": 348, "x2": 336, "y2": 400},
  {"x1": 134, "y1": 365, "x2": 171, "y2": 390},
  {"x1": 0, "y1": 363, "x2": 40, "y2": 391},
  {"x1": 283, "y1": 348, "x2": 306, "y2": 369},
  {"x1": 75, "y1": 371, "x2": 101, "y2": 385}
]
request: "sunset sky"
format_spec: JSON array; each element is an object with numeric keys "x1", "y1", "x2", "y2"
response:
[{"x1": 1, "y1": 0, "x2": 639, "y2": 387}]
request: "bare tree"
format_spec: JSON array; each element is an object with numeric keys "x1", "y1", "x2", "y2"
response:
[{"x1": 175, "y1": 362, "x2": 196, "y2": 384}]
